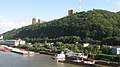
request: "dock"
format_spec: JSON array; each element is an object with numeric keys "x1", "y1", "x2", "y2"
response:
[{"x1": 0, "y1": 45, "x2": 35, "y2": 55}]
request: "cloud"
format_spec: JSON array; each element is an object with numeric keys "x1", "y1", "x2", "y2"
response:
[{"x1": 0, "y1": 16, "x2": 29, "y2": 34}]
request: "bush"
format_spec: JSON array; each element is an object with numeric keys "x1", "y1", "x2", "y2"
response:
[{"x1": 91, "y1": 54, "x2": 120, "y2": 63}]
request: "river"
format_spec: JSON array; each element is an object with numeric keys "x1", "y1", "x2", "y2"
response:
[
  {"x1": 0, "y1": 51, "x2": 113, "y2": 67},
  {"x1": 0, "y1": 51, "x2": 84, "y2": 67}
]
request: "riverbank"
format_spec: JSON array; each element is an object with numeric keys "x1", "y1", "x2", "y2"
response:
[
  {"x1": 0, "y1": 46, "x2": 39, "y2": 55},
  {"x1": 39, "y1": 51, "x2": 120, "y2": 67},
  {"x1": 0, "y1": 46, "x2": 119, "y2": 67},
  {"x1": 95, "y1": 60, "x2": 119, "y2": 67}
]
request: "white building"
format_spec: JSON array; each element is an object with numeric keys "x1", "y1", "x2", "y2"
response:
[
  {"x1": 0, "y1": 39, "x2": 26, "y2": 46},
  {"x1": 0, "y1": 36, "x2": 3, "y2": 40},
  {"x1": 111, "y1": 46, "x2": 120, "y2": 55},
  {"x1": 83, "y1": 43, "x2": 89, "y2": 47}
]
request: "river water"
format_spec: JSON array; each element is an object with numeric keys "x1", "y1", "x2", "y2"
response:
[
  {"x1": 0, "y1": 51, "x2": 83, "y2": 67},
  {"x1": 0, "y1": 51, "x2": 113, "y2": 67}
]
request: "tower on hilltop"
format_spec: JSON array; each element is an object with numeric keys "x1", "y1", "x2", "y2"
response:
[
  {"x1": 32, "y1": 18, "x2": 46, "y2": 25},
  {"x1": 32, "y1": 18, "x2": 36, "y2": 24},
  {"x1": 38, "y1": 19, "x2": 40, "y2": 23},
  {"x1": 68, "y1": 10, "x2": 73, "y2": 16}
]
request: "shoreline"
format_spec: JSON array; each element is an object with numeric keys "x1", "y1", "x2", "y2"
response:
[
  {"x1": 39, "y1": 51, "x2": 120, "y2": 67},
  {"x1": 0, "y1": 46, "x2": 119, "y2": 67}
]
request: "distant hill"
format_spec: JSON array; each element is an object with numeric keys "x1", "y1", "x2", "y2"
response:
[{"x1": 2, "y1": 9, "x2": 120, "y2": 45}]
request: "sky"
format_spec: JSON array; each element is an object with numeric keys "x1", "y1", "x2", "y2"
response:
[{"x1": 0, "y1": 0, "x2": 120, "y2": 34}]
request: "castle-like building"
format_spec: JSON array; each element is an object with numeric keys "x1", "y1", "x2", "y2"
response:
[
  {"x1": 68, "y1": 9, "x2": 73, "y2": 16},
  {"x1": 32, "y1": 10, "x2": 74, "y2": 25},
  {"x1": 32, "y1": 18, "x2": 46, "y2": 25}
]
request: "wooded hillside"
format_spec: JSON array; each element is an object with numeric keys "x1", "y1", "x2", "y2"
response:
[{"x1": 2, "y1": 9, "x2": 120, "y2": 45}]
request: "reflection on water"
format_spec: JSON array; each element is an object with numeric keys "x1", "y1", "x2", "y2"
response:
[{"x1": 57, "y1": 62, "x2": 65, "y2": 67}]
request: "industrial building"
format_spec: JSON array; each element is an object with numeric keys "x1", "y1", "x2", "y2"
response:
[
  {"x1": 0, "y1": 39, "x2": 26, "y2": 46},
  {"x1": 111, "y1": 46, "x2": 120, "y2": 55}
]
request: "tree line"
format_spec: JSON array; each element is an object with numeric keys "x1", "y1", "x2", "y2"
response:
[{"x1": 2, "y1": 9, "x2": 120, "y2": 46}]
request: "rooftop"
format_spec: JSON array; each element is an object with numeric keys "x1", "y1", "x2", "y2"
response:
[{"x1": 112, "y1": 46, "x2": 120, "y2": 48}]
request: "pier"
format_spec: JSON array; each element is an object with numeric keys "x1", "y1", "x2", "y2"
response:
[{"x1": 0, "y1": 45, "x2": 35, "y2": 55}]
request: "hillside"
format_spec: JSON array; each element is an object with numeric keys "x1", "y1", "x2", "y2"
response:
[{"x1": 2, "y1": 9, "x2": 120, "y2": 45}]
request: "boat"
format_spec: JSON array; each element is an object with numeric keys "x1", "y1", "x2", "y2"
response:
[
  {"x1": 72, "y1": 58, "x2": 95, "y2": 64},
  {"x1": 53, "y1": 51, "x2": 66, "y2": 62},
  {"x1": 65, "y1": 51, "x2": 96, "y2": 66},
  {"x1": 64, "y1": 57, "x2": 97, "y2": 67},
  {"x1": 65, "y1": 51, "x2": 88, "y2": 59}
]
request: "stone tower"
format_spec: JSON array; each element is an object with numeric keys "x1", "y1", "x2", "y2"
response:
[
  {"x1": 32, "y1": 18, "x2": 36, "y2": 24},
  {"x1": 38, "y1": 19, "x2": 40, "y2": 23},
  {"x1": 68, "y1": 10, "x2": 73, "y2": 16}
]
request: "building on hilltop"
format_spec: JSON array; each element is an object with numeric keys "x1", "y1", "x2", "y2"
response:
[
  {"x1": 32, "y1": 18, "x2": 36, "y2": 24},
  {"x1": 32, "y1": 18, "x2": 46, "y2": 25},
  {"x1": 38, "y1": 19, "x2": 40, "y2": 23},
  {"x1": 68, "y1": 9, "x2": 73, "y2": 16}
]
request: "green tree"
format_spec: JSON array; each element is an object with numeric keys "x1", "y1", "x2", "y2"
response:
[{"x1": 101, "y1": 45, "x2": 112, "y2": 54}]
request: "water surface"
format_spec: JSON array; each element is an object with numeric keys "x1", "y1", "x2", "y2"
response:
[
  {"x1": 0, "y1": 51, "x2": 82, "y2": 67},
  {"x1": 0, "y1": 51, "x2": 113, "y2": 67}
]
